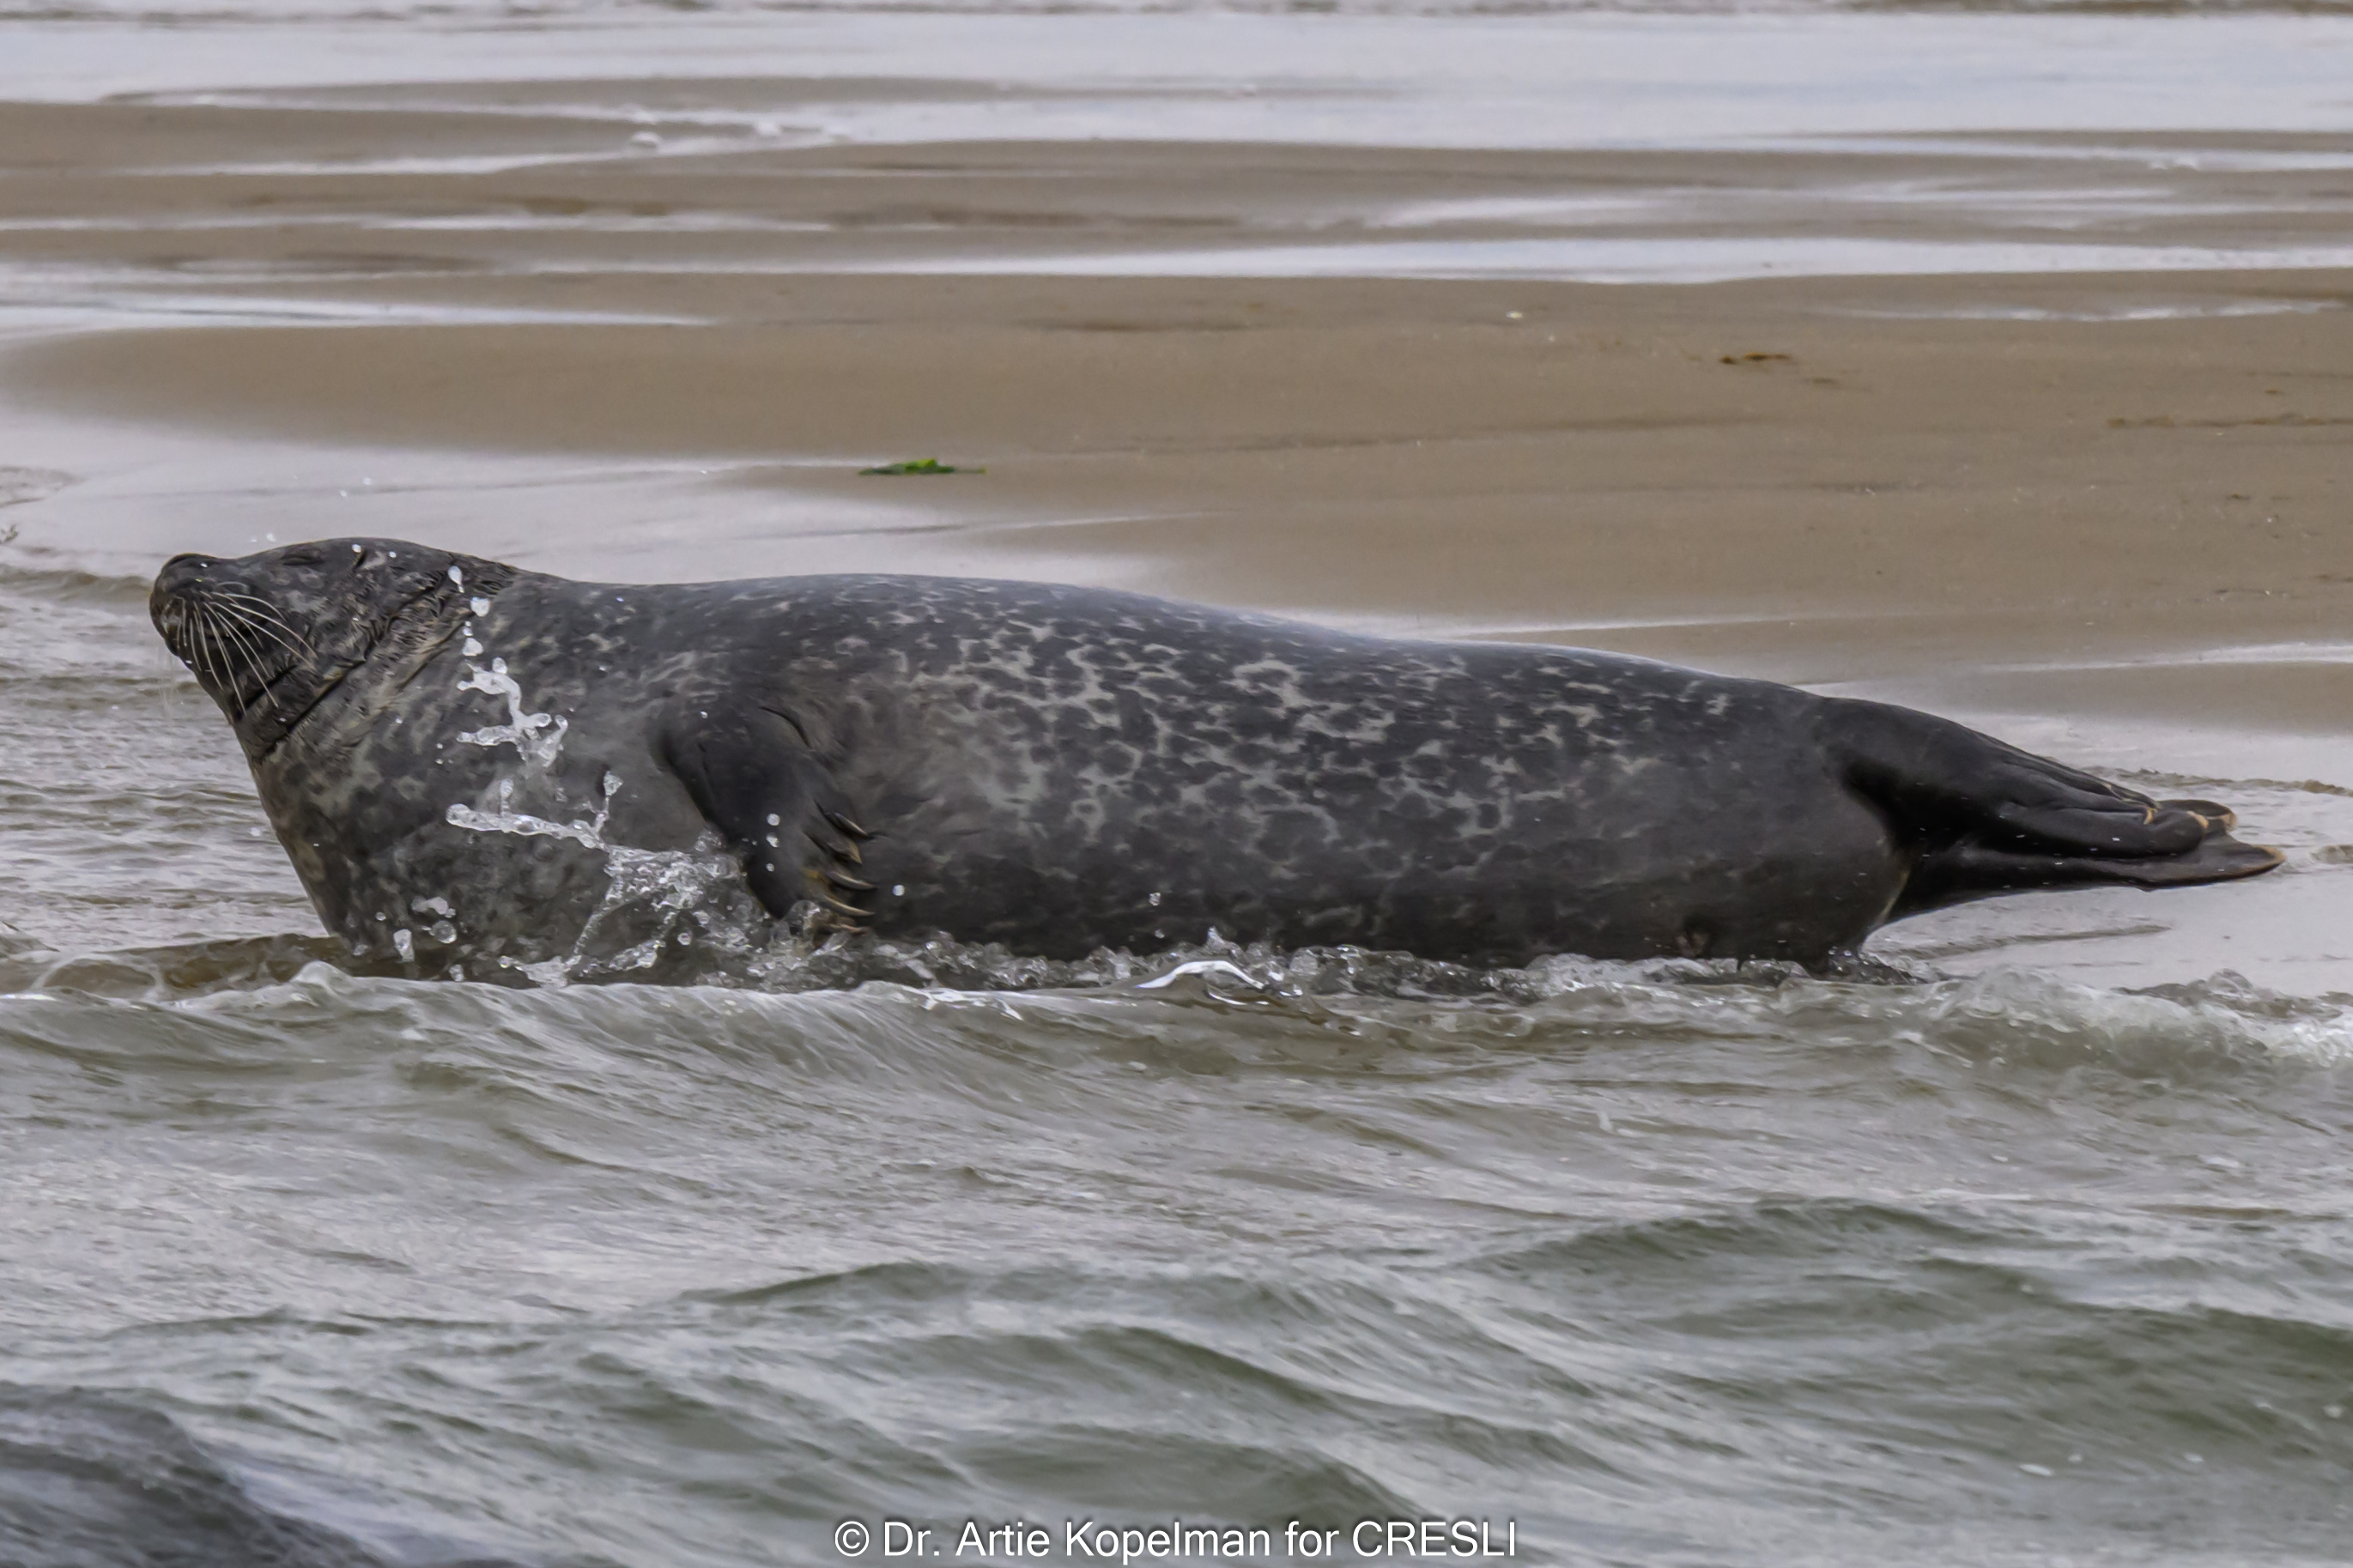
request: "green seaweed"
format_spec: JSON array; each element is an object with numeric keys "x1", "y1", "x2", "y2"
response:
[{"x1": 858, "y1": 457, "x2": 981, "y2": 476}]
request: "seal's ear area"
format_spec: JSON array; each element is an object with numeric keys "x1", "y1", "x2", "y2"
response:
[{"x1": 655, "y1": 701, "x2": 875, "y2": 928}]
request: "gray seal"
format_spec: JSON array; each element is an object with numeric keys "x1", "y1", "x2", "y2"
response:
[{"x1": 149, "y1": 537, "x2": 2279, "y2": 980}]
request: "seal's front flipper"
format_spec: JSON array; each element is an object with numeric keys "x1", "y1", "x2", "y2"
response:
[
  {"x1": 1827, "y1": 698, "x2": 2284, "y2": 918},
  {"x1": 657, "y1": 701, "x2": 875, "y2": 929}
]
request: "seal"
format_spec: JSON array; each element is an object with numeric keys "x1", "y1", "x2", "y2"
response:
[{"x1": 150, "y1": 537, "x2": 2280, "y2": 979}]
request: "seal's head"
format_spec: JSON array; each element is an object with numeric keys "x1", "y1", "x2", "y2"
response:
[{"x1": 151, "y1": 537, "x2": 512, "y2": 757}]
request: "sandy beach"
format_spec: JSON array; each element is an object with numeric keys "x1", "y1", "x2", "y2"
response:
[{"x1": 4, "y1": 90, "x2": 2350, "y2": 681}]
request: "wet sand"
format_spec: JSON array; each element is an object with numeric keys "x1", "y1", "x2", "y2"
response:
[
  {"x1": 18, "y1": 268, "x2": 2353, "y2": 694},
  {"x1": 8, "y1": 96, "x2": 2353, "y2": 680}
]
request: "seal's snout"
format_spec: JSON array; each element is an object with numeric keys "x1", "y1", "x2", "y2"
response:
[
  {"x1": 152, "y1": 553, "x2": 215, "y2": 607},
  {"x1": 155, "y1": 552, "x2": 214, "y2": 591},
  {"x1": 150, "y1": 553, "x2": 215, "y2": 655}
]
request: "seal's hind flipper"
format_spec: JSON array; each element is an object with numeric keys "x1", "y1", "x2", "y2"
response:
[
  {"x1": 1899, "y1": 815, "x2": 2283, "y2": 916},
  {"x1": 1826, "y1": 698, "x2": 2284, "y2": 919},
  {"x1": 657, "y1": 700, "x2": 875, "y2": 929}
]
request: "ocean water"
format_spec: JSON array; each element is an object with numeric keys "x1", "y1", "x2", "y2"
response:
[{"x1": 8, "y1": 0, "x2": 2353, "y2": 1564}]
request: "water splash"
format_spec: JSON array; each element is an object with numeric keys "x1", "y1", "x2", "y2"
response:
[
  {"x1": 734, "y1": 925, "x2": 1913, "y2": 1002},
  {"x1": 446, "y1": 772, "x2": 760, "y2": 985},
  {"x1": 456, "y1": 657, "x2": 567, "y2": 769},
  {"x1": 444, "y1": 775, "x2": 608, "y2": 851}
]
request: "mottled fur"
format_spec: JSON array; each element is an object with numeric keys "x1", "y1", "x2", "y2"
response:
[{"x1": 151, "y1": 538, "x2": 2280, "y2": 977}]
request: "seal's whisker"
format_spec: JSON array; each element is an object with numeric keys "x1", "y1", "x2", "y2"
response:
[
  {"x1": 215, "y1": 601, "x2": 304, "y2": 661},
  {"x1": 211, "y1": 591, "x2": 295, "y2": 623},
  {"x1": 213, "y1": 606, "x2": 311, "y2": 664},
  {"x1": 211, "y1": 593, "x2": 313, "y2": 654},
  {"x1": 190, "y1": 605, "x2": 233, "y2": 713},
  {"x1": 204, "y1": 608, "x2": 251, "y2": 719},
  {"x1": 211, "y1": 611, "x2": 282, "y2": 714},
  {"x1": 237, "y1": 619, "x2": 288, "y2": 711},
  {"x1": 186, "y1": 602, "x2": 215, "y2": 685}
]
